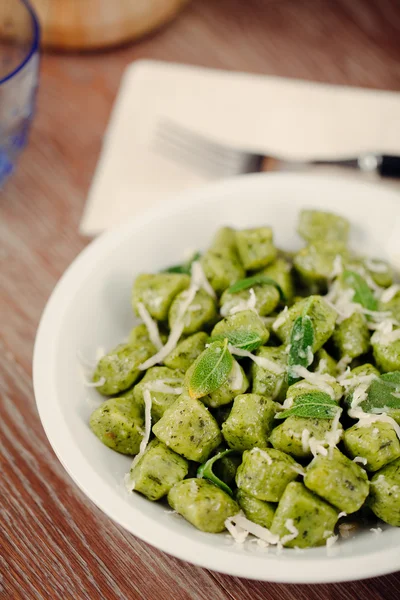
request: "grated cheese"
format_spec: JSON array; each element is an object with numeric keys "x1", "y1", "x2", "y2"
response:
[
  {"x1": 228, "y1": 345, "x2": 285, "y2": 375},
  {"x1": 137, "y1": 301, "x2": 163, "y2": 350},
  {"x1": 371, "y1": 322, "x2": 400, "y2": 346},
  {"x1": 139, "y1": 283, "x2": 199, "y2": 370},
  {"x1": 309, "y1": 438, "x2": 328, "y2": 457},
  {"x1": 227, "y1": 513, "x2": 280, "y2": 546},
  {"x1": 250, "y1": 447, "x2": 273, "y2": 465},
  {"x1": 330, "y1": 255, "x2": 343, "y2": 279},
  {"x1": 339, "y1": 522, "x2": 358, "y2": 539},
  {"x1": 187, "y1": 304, "x2": 202, "y2": 312},
  {"x1": 353, "y1": 456, "x2": 368, "y2": 465},
  {"x1": 380, "y1": 284, "x2": 400, "y2": 303},
  {"x1": 324, "y1": 407, "x2": 343, "y2": 457},
  {"x1": 228, "y1": 360, "x2": 244, "y2": 391},
  {"x1": 126, "y1": 387, "x2": 152, "y2": 484},
  {"x1": 224, "y1": 515, "x2": 249, "y2": 544},
  {"x1": 325, "y1": 534, "x2": 339, "y2": 549},
  {"x1": 365, "y1": 258, "x2": 388, "y2": 274},
  {"x1": 316, "y1": 359, "x2": 327, "y2": 375},
  {"x1": 348, "y1": 407, "x2": 400, "y2": 441},
  {"x1": 223, "y1": 288, "x2": 258, "y2": 317},
  {"x1": 272, "y1": 306, "x2": 289, "y2": 331},
  {"x1": 291, "y1": 465, "x2": 306, "y2": 477},
  {"x1": 337, "y1": 511, "x2": 347, "y2": 519},
  {"x1": 301, "y1": 429, "x2": 310, "y2": 453},
  {"x1": 82, "y1": 376, "x2": 106, "y2": 388},
  {"x1": 280, "y1": 519, "x2": 299, "y2": 545},
  {"x1": 191, "y1": 261, "x2": 216, "y2": 299},
  {"x1": 282, "y1": 396, "x2": 294, "y2": 410},
  {"x1": 144, "y1": 380, "x2": 183, "y2": 395},
  {"x1": 305, "y1": 346, "x2": 314, "y2": 367},
  {"x1": 190, "y1": 480, "x2": 199, "y2": 494},
  {"x1": 370, "y1": 527, "x2": 383, "y2": 534},
  {"x1": 124, "y1": 473, "x2": 135, "y2": 493},
  {"x1": 289, "y1": 365, "x2": 338, "y2": 398},
  {"x1": 336, "y1": 355, "x2": 352, "y2": 373}
]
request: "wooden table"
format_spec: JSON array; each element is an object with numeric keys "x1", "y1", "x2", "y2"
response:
[{"x1": 1, "y1": 0, "x2": 400, "y2": 597}]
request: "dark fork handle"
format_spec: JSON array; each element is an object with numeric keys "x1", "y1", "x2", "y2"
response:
[{"x1": 378, "y1": 155, "x2": 400, "y2": 178}]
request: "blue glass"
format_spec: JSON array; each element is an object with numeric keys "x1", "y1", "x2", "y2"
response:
[{"x1": 0, "y1": 0, "x2": 40, "y2": 188}]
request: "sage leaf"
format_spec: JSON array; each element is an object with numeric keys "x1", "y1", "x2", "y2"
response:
[
  {"x1": 188, "y1": 339, "x2": 233, "y2": 399},
  {"x1": 361, "y1": 371, "x2": 400, "y2": 413},
  {"x1": 228, "y1": 275, "x2": 286, "y2": 301},
  {"x1": 275, "y1": 391, "x2": 339, "y2": 420},
  {"x1": 287, "y1": 315, "x2": 314, "y2": 386},
  {"x1": 197, "y1": 449, "x2": 238, "y2": 496},
  {"x1": 163, "y1": 251, "x2": 201, "y2": 275},
  {"x1": 209, "y1": 330, "x2": 263, "y2": 352},
  {"x1": 342, "y1": 270, "x2": 377, "y2": 312}
]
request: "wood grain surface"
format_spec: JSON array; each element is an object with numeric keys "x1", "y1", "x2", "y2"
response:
[{"x1": 1, "y1": 0, "x2": 400, "y2": 598}]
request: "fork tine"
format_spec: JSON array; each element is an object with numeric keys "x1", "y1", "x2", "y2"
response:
[
  {"x1": 154, "y1": 128, "x2": 236, "y2": 177},
  {"x1": 158, "y1": 119, "x2": 244, "y2": 164},
  {"x1": 154, "y1": 119, "x2": 250, "y2": 177}
]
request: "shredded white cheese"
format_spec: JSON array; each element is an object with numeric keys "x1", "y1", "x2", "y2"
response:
[
  {"x1": 126, "y1": 388, "x2": 152, "y2": 484},
  {"x1": 324, "y1": 407, "x2": 343, "y2": 456},
  {"x1": 228, "y1": 345, "x2": 285, "y2": 374},
  {"x1": 191, "y1": 261, "x2": 216, "y2": 299},
  {"x1": 137, "y1": 301, "x2": 163, "y2": 350},
  {"x1": 272, "y1": 306, "x2": 289, "y2": 331},
  {"x1": 280, "y1": 519, "x2": 299, "y2": 545},
  {"x1": 325, "y1": 534, "x2": 339, "y2": 548},
  {"x1": 139, "y1": 283, "x2": 199, "y2": 370},
  {"x1": 380, "y1": 284, "x2": 400, "y2": 303},
  {"x1": 282, "y1": 396, "x2": 294, "y2": 410},
  {"x1": 289, "y1": 365, "x2": 338, "y2": 399},
  {"x1": 224, "y1": 516, "x2": 249, "y2": 544},
  {"x1": 301, "y1": 428, "x2": 310, "y2": 453},
  {"x1": 353, "y1": 456, "x2": 368, "y2": 465},
  {"x1": 316, "y1": 358, "x2": 328, "y2": 374},
  {"x1": 371, "y1": 321, "x2": 400, "y2": 346},
  {"x1": 336, "y1": 355, "x2": 352, "y2": 373},
  {"x1": 339, "y1": 522, "x2": 358, "y2": 539},
  {"x1": 365, "y1": 258, "x2": 389, "y2": 274},
  {"x1": 291, "y1": 465, "x2": 306, "y2": 477},
  {"x1": 190, "y1": 480, "x2": 199, "y2": 494},
  {"x1": 305, "y1": 346, "x2": 314, "y2": 367},
  {"x1": 348, "y1": 407, "x2": 400, "y2": 441},
  {"x1": 308, "y1": 438, "x2": 329, "y2": 457},
  {"x1": 187, "y1": 304, "x2": 202, "y2": 312},
  {"x1": 250, "y1": 447, "x2": 273, "y2": 465},
  {"x1": 223, "y1": 288, "x2": 258, "y2": 317},
  {"x1": 82, "y1": 376, "x2": 106, "y2": 388},
  {"x1": 330, "y1": 255, "x2": 343, "y2": 279},
  {"x1": 144, "y1": 380, "x2": 183, "y2": 395},
  {"x1": 226, "y1": 513, "x2": 280, "y2": 546},
  {"x1": 370, "y1": 527, "x2": 383, "y2": 534},
  {"x1": 337, "y1": 511, "x2": 347, "y2": 519},
  {"x1": 228, "y1": 360, "x2": 244, "y2": 391}
]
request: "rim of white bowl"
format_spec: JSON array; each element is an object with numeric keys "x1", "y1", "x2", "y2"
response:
[{"x1": 33, "y1": 173, "x2": 400, "y2": 583}]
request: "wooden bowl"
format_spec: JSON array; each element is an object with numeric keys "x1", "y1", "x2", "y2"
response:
[{"x1": 30, "y1": 0, "x2": 189, "y2": 50}]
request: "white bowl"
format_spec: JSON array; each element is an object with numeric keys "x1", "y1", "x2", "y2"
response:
[{"x1": 33, "y1": 173, "x2": 400, "y2": 583}]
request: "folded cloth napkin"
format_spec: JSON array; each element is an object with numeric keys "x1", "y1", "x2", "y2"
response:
[{"x1": 80, "y1": 60, "x2": 400, "y2": 236}]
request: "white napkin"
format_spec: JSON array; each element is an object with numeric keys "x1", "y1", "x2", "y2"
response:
[{"x1": 80, "y1": 60, "x2": 400, "y2": 236}]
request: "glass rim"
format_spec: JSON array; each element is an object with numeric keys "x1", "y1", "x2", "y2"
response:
[{"x1": 0, "y1": 0, "x2": 40, "y2": 86}]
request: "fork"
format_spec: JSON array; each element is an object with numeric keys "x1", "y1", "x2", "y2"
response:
[{"x1": 153, "y1": 119, "x2": 400, "y2": 179}]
